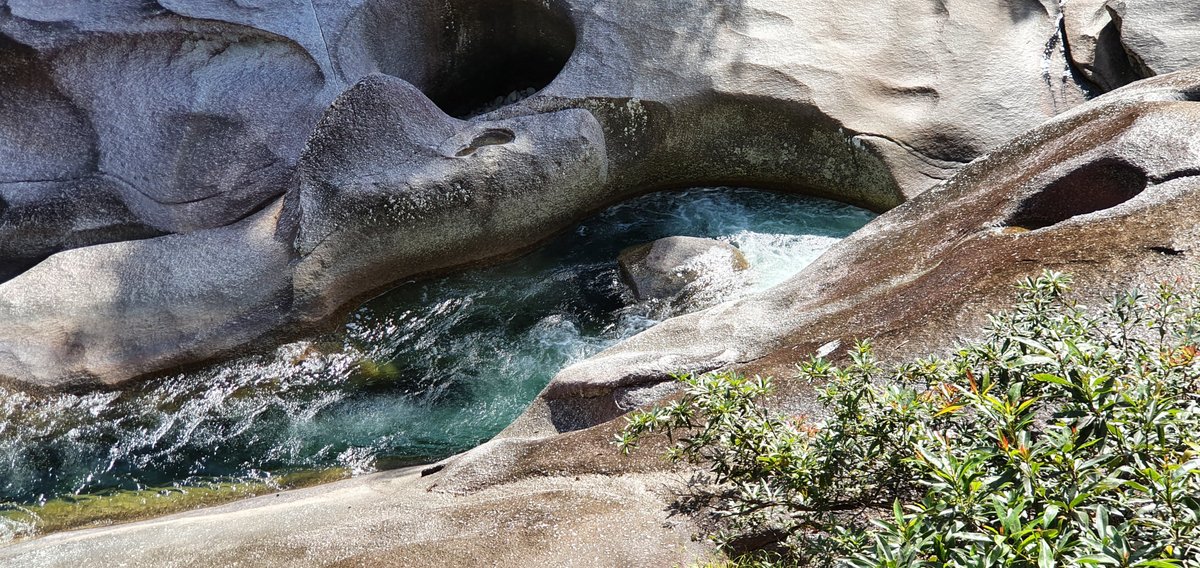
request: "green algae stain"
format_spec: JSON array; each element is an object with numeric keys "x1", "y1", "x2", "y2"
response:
[{"x1": 0, "y1": 467, "x2": 349, "y2": 542}]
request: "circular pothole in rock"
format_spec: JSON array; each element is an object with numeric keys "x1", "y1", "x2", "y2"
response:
[
  {"x1": 1004, "y1": 158, "x2": 1147, "y2": 231},
  {"x1": 357, "y1": 0, "x2": 576, "y2": 118}
]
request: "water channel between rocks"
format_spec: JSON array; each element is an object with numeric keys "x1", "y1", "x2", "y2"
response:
[{"x1": 0, "y1": 187, "x2": 875, "y2": 538}]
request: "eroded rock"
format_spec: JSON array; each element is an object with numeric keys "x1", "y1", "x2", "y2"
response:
[
  {"x1": 2, "y1": 3, "x2": 1200, "y2": 566},
  {"x1": 618, "y1": 236, "x2": 748, "y2": 304},
  {"x1": 1108, "y1": 1, "x2": 1200, "y2": 78},
  {"x1": 519, "y1": 70, "x2": 1200, "y2": 432},
  {"x1": 0, "y1": 75, "x2": 607, "y2": 389},
  {"x1": 1062, "y1": 0, "x2": 1143, "y2": 91},
  {"x1": 0, "y1": 0, "x2": 1166, "y2": 388}
]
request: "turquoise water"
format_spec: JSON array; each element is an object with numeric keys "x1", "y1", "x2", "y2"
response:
[{"x1": 0, "y1": 188, "x2": 874, "y2": 516}]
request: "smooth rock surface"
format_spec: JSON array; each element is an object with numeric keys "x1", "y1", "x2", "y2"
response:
[
  {"x1": 288, "y1": 76, "x2": 609, "y2": 323},
  {"x1": 0, "y1": 0, "x2": 1116, "y2": 389},
  {"x1": 0, "y1": 468, "x2": 707, "y2": 568},
  {"x1": 519, "y1": 69, "x2": 1200, "y2": 432},
  {"x1": 1, "y1": 4, "x2": 1200, "y2": 565},
  {"x1": 0, "y1": 200, "x2": 294, "y2": 389},
  {"x1": 618, "y1": 236, "x2": 749, "y2": 303},
  {"x1": 14, "y1": 68, "x2": 1200, "y2": 568},
  {"x1": 1108, "y1": 1, "x2": 1200, "y2": 78},
  {"x1": 0, "y1": 76, "x2": 607, "y2": 388}
]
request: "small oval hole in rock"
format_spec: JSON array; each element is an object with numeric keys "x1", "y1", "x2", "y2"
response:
[
  {"x1": 455, "y1": 129, "x2": 516, "y2": 157},
  {"x1": 1005, "y1": 158, "x2": 1147, "y2": 231}
]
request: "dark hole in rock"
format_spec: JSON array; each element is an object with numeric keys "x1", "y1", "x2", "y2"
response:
[
  {"x1": 455, "y1": 128, "x2": 515, "y2": 157},
  {"x1": 1005, "y1": 159, "x2": 1147, "y2": 230},
  {"x1": 1148, "y1": 245, "x2": 1185, "y2": 256},
  {"x1": 362, "y1": 0, "x2": 576, "y2": 118}
]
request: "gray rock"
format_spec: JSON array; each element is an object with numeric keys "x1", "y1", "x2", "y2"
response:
[
  {"x1": 0, "y1": 178, "x2": 162, "y2": 281},
  {"x1": 0, "y1": 200, "x2": 294, "y2": 389},
  {"x1": 524, "y1": 70, "x2": 1200, "y2": 427},
  {"x1": 0, "y1": 75, "x2": 608, "y2": 389},
  {"x1": 0, "y1": 0, "x2": 1183, "y2": 388},
  {"x1": 618, "y1": 236, "x2": 749, "y2": 303},
  {"x1": 288, "y1": 75, "x2": 609, "y2": 324},
  {"x1": 1062, "y1": 0, "x2": 1144, "y2": 91},
  {"x1": 0, "y1": 4, "x2": 340, "y2": 272},
  {"x1": 45, "y1": 31, "x2": 329, "y2": 233},
  {"x1": 2, "y1": 3, "x2": 1200, "y2": 565},
  {"x1": 1108, "y1": 1, "x2": 1200, "y2": 77},
  {"x1": 0, "y1": 469, "x2": 707, "y2": 568}
]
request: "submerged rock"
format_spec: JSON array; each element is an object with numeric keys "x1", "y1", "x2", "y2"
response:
[{"x1": 618, "y1": 236, "x2": 749, "y2": 306}]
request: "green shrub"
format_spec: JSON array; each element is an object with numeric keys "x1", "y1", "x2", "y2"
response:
[{"x1": 618, "y1": 271, "x2": 1200, "y2": 567}]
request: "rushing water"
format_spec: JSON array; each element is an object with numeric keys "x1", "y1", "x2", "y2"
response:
[{"x1": 0, "y1": 188, "x2": 874, "y2": 526}]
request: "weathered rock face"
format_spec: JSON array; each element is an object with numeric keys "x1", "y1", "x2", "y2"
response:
[
  {"x1": 0, "y1": 76, "x2": 606, "y2": 389},
  {"x1": 7, "y1": 0, "x2": 1200, "y2": 391},
  {"x1": 2, "y1": 3, "x2": 1200, "y2": 566},
  {"x1": 0, "y1": 0, "x2": 1117, "y2": 389},
  {"x1": 618, "y1": 236, "x2": 749, "y2": 305},
  {"x1": 532, "y1": 0, "x2": 1087, "y2": 204},
  {"x1": 1107, "y1": 1, "x2": 1200, "y2": 78},
  {"x1": 516, "y1": 71, "x2": 1200, "y2": 435},
  {"x1": 1062, "y1": 0, "x2": 1200, "y2": 92},
  {"x1": 12, "y1": 58, "x2": 1200, "y2": 568},
  {"x1": 287, "y1": 76, "x2": 608, "y2": 323},
  {"x1": 1062, "y1": 0, "x2": 1144, "y2": 91}
]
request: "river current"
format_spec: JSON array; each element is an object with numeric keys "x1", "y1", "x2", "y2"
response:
[{"x1": 0, "y1": 188, "x2": 874, "y2": 535}]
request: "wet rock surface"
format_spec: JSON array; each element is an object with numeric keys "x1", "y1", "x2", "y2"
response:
[{"x1": 617, "y1": 236, "x2": 749, "y2": 304}]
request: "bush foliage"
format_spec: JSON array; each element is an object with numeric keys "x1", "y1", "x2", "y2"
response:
[{"x1": 617, "y1": 271, "x2": 1200, "y2": 567}]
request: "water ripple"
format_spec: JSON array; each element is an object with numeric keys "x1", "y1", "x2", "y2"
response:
[{"x1": 0, "y1": 187, "x2": 874, "y2": 519}]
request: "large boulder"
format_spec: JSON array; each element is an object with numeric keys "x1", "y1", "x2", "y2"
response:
[
  {"x1": 0, "y1": 2, "x2": 340, "y2": 272},
  {"x1": 1107, "y1": 1, "x2": 1200, "y2": 78},
  {"x1": 0, "y1": 75, "x2": 607, "y2": 389},
  {"x1": 287, "y1": 76, "x2": 608, "y2": 324},
  {"x1": 9, "y1": 60, "x2": 1200, "y2": 568},
  {"x1": 0, "y1": 200, "x2": 295, "y2": 390},
  {"x1": 519, "y1": 0, "x2": 1086, "y2": 205},
  {"x1": 618, "y1": 236, "x2": 749, "y2": 305},
  {"x1": 5, "y1": 5, "x2": 1200, "y2": 566}
]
